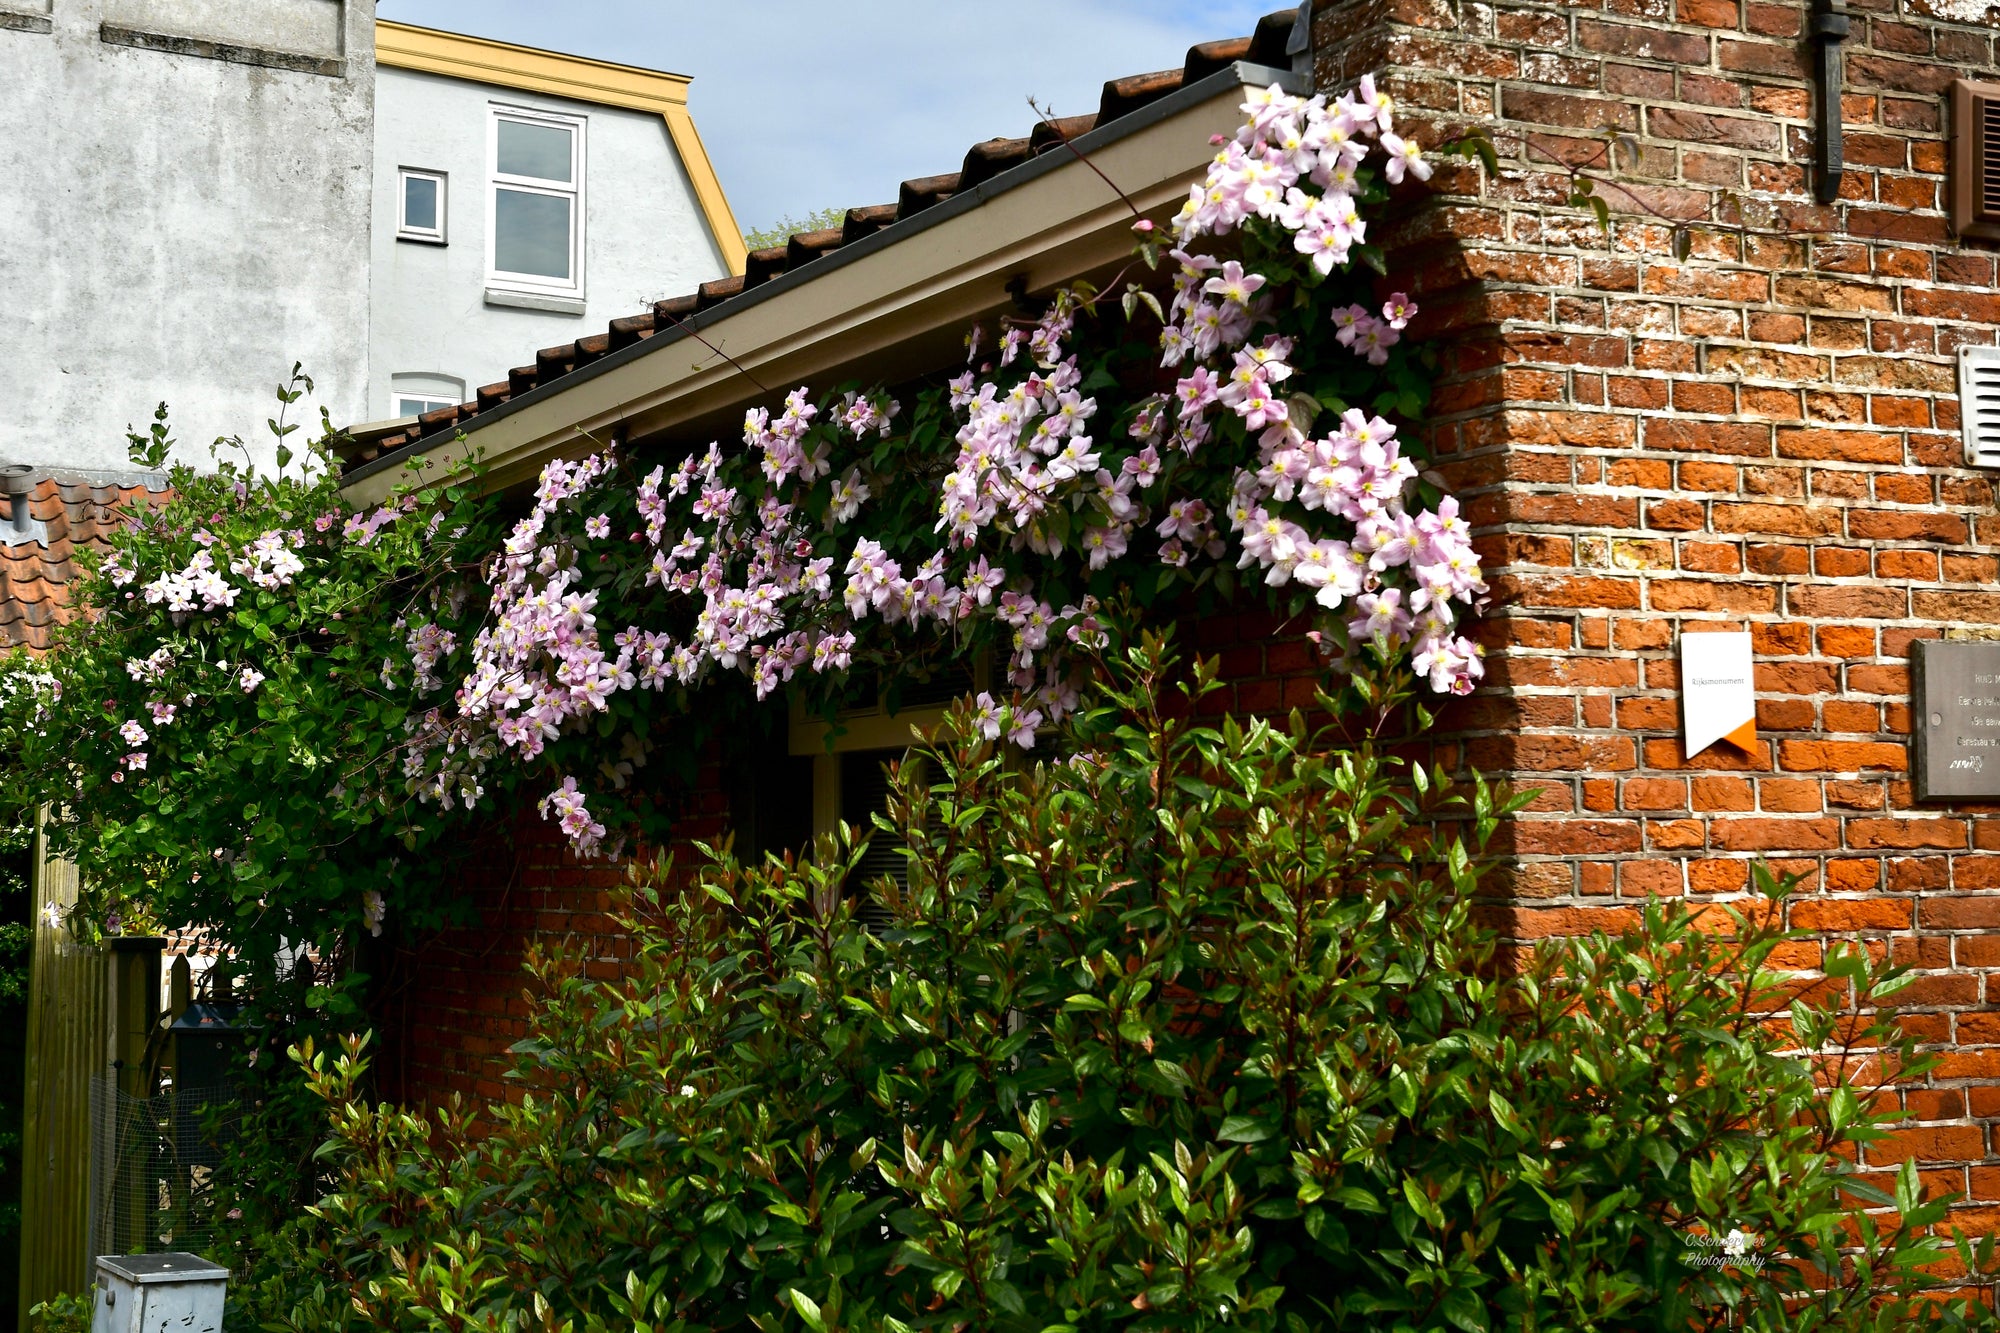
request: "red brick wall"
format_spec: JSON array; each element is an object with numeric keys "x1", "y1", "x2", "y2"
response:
[
  {"x1": 1313, "y1": 0, "x2": 2000, "y2": 1226},
  {"x1": 373, "y1": 812, "x2": 615, "y2": 1107},
  {"x1": 373, "y1": 779, "x2": 727, "y2": 1108}
]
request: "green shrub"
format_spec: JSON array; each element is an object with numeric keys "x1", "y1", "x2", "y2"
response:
[
  {"x1": 276, "y1": 635, "x2": 1997, "y2": 1331},
  {"x1": 27, "y1": 1292, "x2": 92, "y2": 1333}
]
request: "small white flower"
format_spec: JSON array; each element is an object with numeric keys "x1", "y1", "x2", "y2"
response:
[
  {"x1": 239, "y1": 667, "x2": 265, "y2": 693},
  {"x1": 41, "y1": 901, "x2": 61, "y2": 930}
]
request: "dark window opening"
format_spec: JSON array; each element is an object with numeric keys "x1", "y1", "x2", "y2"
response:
[{"x1": 721, "y1": 716, "x2": 814, "y2": 866}]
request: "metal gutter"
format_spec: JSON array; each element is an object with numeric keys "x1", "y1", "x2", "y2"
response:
[{"x1": 342, "y1": 60, "x2": 1307, "y2": 505}]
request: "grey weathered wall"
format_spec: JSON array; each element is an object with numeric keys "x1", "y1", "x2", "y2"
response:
[{"x1": 0, "y1": 0, "x2": 374, "y2": 473}]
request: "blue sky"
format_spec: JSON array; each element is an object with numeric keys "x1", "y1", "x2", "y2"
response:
[{"x1": 375, "y1": 1, "x2": 1277, "y2": 238}]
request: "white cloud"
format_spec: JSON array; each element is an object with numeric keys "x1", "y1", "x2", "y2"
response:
[{"x1": 376, "y1": 0, "x2": 1278, "y2": 235}]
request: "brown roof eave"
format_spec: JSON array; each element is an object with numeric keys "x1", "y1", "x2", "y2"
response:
[{"x1": 340, "y1": 53, "x2": 1312, "y2": 503}]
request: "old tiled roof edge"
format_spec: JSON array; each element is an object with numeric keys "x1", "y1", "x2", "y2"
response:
[
  {"x1": 0, "y1": 473, "x2": 171, "y2": 654},
  {"x1": 339, "y1": 7, "x2": 1309, "y2": 485}
]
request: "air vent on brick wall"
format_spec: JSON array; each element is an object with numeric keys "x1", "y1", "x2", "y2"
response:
[
  {"x1": 1957, "y1": 346, "x2": 2000, "y2": 467},
  {"x1": 1951, "y1": 79, "x2": 2000, "y2": 241}
]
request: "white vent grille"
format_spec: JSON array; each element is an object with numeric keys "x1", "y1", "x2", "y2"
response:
[{"x1": 1959, "y1": 345, "x2": 2000, "y2": 468}]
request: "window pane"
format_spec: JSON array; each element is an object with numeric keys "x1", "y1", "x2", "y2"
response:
[
  {"x1": 496, "y1": 119, "x2": 572, "y2": 182},
  {"x1": 398, "y1": 397, "x2": 449, "y2": 417},
  {"x1": 402, "y1": 175, "x2": 438, "y2": 230},
  {"x1": 493, "y1": 189, "x2": 572, "y2": 279}
]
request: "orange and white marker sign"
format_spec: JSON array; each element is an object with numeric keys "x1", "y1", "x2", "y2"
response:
[{"x1": 1681, "y1": 631, "x2": 1757, "y2": 756}]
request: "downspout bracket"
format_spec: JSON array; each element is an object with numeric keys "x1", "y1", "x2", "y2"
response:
[{"x1": 1809, "y1": 0, "x2": 1850, "y2": 206}]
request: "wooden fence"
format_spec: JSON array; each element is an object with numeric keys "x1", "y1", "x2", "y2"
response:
[{"x1": 17, "y1": 809, "x2": 103, "y2": 1324}]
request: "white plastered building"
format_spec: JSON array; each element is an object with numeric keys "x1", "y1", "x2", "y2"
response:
[{"x1": 367, "y1": 21, "x2": 745, "y2": 424}]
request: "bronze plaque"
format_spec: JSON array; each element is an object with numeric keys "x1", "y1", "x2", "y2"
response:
[{"x1": 1914, "y1": 640, "x2": 2000, "y2": 801}]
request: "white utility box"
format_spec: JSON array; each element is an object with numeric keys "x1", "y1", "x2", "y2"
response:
[{"x1": 92, "y1": 1253, "x2": 228, "y2": 1333}]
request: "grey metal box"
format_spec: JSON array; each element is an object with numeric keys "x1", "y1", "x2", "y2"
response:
[
  {"x1": 1912, "y1": 639, "x2": 2000, "y2": 801},
  {"x1": 92, "y1": 1253, "x2": 227, "y2": 1333}
]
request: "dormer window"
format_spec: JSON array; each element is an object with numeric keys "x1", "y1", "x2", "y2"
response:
[{"x1": 487, "y1": 105, "x2": 585, "y2": 302}]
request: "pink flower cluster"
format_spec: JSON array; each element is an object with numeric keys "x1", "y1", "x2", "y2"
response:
[
  {"x1": 125, "y1": 646, "x2": 175, "y2": 683},
  {"x1": 122, "y1": 524, "x2": 307, "y2": 619},
  {"x1": 538, "y1": 776, "x2": 606, "y2": 858},
  {"x1": 457, "y1": 452, "x2": 642, "y2": 764},
  {"x1": 1330, "y1": 296, "x2": 1413, "y2": 366},
  {"x1": 1173, "y1": 76, "x2": 1420, "y2": 246},
  {"x1": 391, "y1": 620, "x2": 458, "y2": 695},
  {"x1": 227, "y1": 530, "x2": 305, "y2": 590},
  {"x1": 143, "y1": 549, "x2": 237, "y2": 613},
  {"x1": 419, "y1": 74, "x2": 1488, "y2": 857},
  {"x1": 342, "y1": 503, "x2": 406, "y2": 546},
  {"x1": 1150, "y1": 83, "x2": 1486, "y2": 694}
]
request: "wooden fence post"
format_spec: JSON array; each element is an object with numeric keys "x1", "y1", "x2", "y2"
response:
[{"x1": 17, "y1": 808, "x2": 105, "y2": 1323}]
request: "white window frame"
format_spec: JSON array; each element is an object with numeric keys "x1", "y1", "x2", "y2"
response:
[
  {"x1": 396, "y1": 167, "x2": 447, "y2": 244},
  {"x1": 396, "y1": 396, "x2": 457, "y2": 420},
  {"x1": 485, "y1": 104, "x2": 585, "y2": 299},
  {"x1": 389, "y1": 373, "x2": 466, "y2": 421}
]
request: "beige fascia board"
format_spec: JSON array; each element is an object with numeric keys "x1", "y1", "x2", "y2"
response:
[{"x1": 341, "y1": 62, "x2": 1305, "y2": 508}]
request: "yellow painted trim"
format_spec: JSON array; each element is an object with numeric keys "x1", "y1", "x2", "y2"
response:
[
  {"x1": 663, "y1": 106, "x2": 747, "y2": 275},
  {"x1": 375, "y1": 20, "x2": 691, "y2": 109},
  {"x1": 375, "y1": 19, "x2": 746, "y2": 276}
]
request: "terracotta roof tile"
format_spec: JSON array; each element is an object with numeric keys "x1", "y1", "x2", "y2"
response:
[
  {"x1": 1028, "y1": 115, "x2": 1098, "y2": 154},
  {"x1": 958, "y1": 137, "x2": 1033, "y2": 190},
  {"x1": 0, "y1": 475, "x2": 168, "y2": 653},
  {"x1": 338, "y1": 8, "x2": 1305, "y2": 476},
  {"x1": 695, "y1": 274, "x2": 748, "y2": 311},
  {"x1": 607, "y1": 312, "x2": 656, "y2": 352},
  {"x1": 1185, "y1": 35, "x2": 1258, "y2": 83},
  {"x1": 743, "y1": 245, "x2": 791, "y2": 290},
  {"x1": 896, "y1": 171, "x2": 962, "y2": 218},
  {"x1": 786, "y1": 226, "x2": 847, "y2": 268},
  {"x1": 655, "y1": 292, "x2": 701, "y2": 321},
  {"x1": 841, "y1": 203, "x2": 900, "y2": 245}
]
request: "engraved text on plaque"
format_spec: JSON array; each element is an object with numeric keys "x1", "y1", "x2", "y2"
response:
[{"x1": 1914, "y1": 640, "x2": 2000, "y2": 801}]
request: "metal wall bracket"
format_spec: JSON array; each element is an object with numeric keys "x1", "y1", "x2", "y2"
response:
[
  {"x1": 1809, "y1": 0, "x2": 1850, "y2": 205},
  {"x1": 1288, "y1": 2, "x2": 1315, "y2": 87}
]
